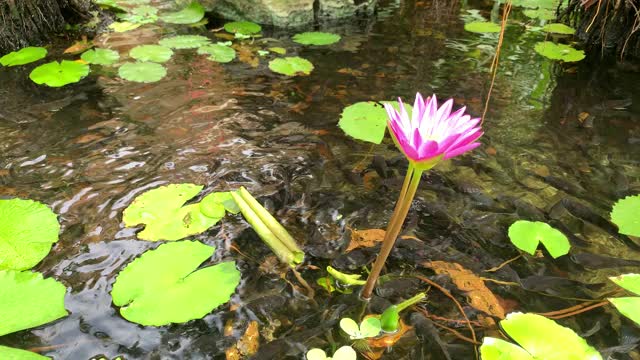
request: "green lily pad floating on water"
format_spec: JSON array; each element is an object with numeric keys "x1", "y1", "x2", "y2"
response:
[
  {"x1": 268, "y1": 56, "x2": 314, "y2": 76},
  {"x1": 481, "y1": 337, "x2": 535, "y2": 360},
  {"x1": 339, "y1": 317, "x2": 381, "y2": 339},
  {"x1": 610, "y1": 273, "x2": 640, "y2": 295},
  {"x1": 292, "y1": 32, "x2": 341, "y2": 46},
  {"x1": 109, "y1": 21, "x2": 142, "y2": 32},
  {"x1": 0, "y1": 199, "x2": 59, "y2": 271},
  {"x1": 508, "y1": 220, "x2": 570, "y2": 258},
  {"x1": 306, "y1": 346, "x2": 357, "y2": 360},
  {"x1": 464, "y1": 21, "x2": 501, "y2": 33},
  {"x1": 200, "y1": 192, "x2": 240, "y2": 214},
  {"x1": 338, "y1": 101, "x2": 412, "y2": 144},
  {"x1": 608, "y1": 297, "x2": 640, "y2": 326},
  {"x1": 161, "y1": 1, "x2": 205, "y2": 24},
  {"x1": 111, "y1": 241, "x2": 240, "y2": 326},
  {"x1": 0, "y1": 270, "x2": 67, "y2": 336},
  {"x1": 543, "y1": 23, "x2": 576, "y2": 34},
  {"x1": 611, "y1": 195, "x2": 640, "y2": 236},
  {"x1": 81, "y1": 48, "x2": 120, "y2": 65},
  {"x1": 118, "y1": 62, "x2": 166, "y2": 83},
  {"x1": 159, "y1": 35, "x2": 211, "y2": 49},
  {"x1": 523, "y1": 8, "x2": 556, "y2": 20},
  {"x1": 123, "y1": 184, "x2": 236, "y2": 241},
  {"x1": 0, "y1": 346, "x2": 49, "y2": 360},
  {"x1": 29, "y1": 60, "x2": 89, "y2": 87},
  {"x1": 0, "y1": 47, "x2": 47, "y2": 67},
  {"x1": 224, "y1": 21, "x2": 261, "y2": 35},
  {"x1": 534, "y1": 41, "x2": 585, "y2": 62},
  {"x1": 197, "y1": 44, "x2": 236, "y2": 63},
  {"x1": 499, "y1": 313, "x2": 602, "y2": 359},
  {"x1": 129, "y1": 45, "x2": 173, "y2": 63}
]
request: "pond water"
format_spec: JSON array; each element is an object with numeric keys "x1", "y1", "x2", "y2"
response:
[{"x1": 1, "y1": 0, "x2": 640, "y2": 359}]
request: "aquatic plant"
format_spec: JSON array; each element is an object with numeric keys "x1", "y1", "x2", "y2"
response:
[
  {"x1": 379, "y1": 292, "x2": 426, "y2": 332},
  {"x1": 29, "y1": 60, "x2": 90, "y2": 87},
  {"x1": 0, "y1": 46, "x2": 47, "y2": 66},
  {"x1": 224, "y1": 21, "x2": 262, "y2": 35},
  {"x1": 326, "y1": 266, "x2": 366, "y2": 286},
  {"x1": 111, "y1": 241, "x2": 240, "y2": 326},
  {"x1": 338, "y1": 101, "x2": 411, "y2": 144},
  {"x1": 508, "y1": 220, "x2": 570, "y2": 258},
  {"x1": 361, "y1": 93, "x2": 483, "y2": 299},
  {"x1": 160, "y1": 1, "x2": 205, "y2": 24},
  {"x1": 268, "y1": 56, "x2": 314, "y2": 76},
  {"x1": 81, "y1": 48, "x2": 120, "y2": 65},
  {"x1": 339, "y1": 317, "x2": 382, "y2": 339},
  {"x1": 534, "y1": 41, "x2": 585, "y2": 62},
  {"x1": 293, "y1": 32, "x2": 341, "y2": 46},
  {"x1": 464, "y1": 22, "x2": 502, "y2": 33},
  {"x1": 159, "y1": 35, "x2": 211, "y2": 49},
  {"x1": 608, "y1": 273, "x2": 640, "y2": 326},
  {"x1": 306, "y1": 346, "x2": 357, "y2": 360},
  {"x1": 0, "y1": 346, "x2": 49, "y2": 360},
  {"x1": 129, "y1": 45, "x2": 174, "y2": 63},
  {"x1": 197, "y1": 43, "x2": 236, "y2": 63},
  {"x1": 480, "y1": 312, "x2": 602, "y2": 359},
  {"x1": 610, "y1": 195, "x2": 640, "y2": 236}
]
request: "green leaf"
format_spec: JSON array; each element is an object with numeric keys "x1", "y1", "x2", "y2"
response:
[
  {"x1": 197, "y1": 44, "x2": 236, "y2": 63},
  {"x1": 81, "y1": 48, "x2": 120, "y2": 65},
  {"x1": 611, "y1": 195, "x2": 640, "y2": 236},
  {"x1": 0, "y1": 346, "x2": 50, "y2": 360},
  {"x1": 29, "y1": 60, "x2": 89, "y2": 87},
  {"x1": 523, "y1": 8, "x2": 556, "y2": 20},
  {"x1": 129, "y1": 45, "x2": 173, "y2": 63},
  {"x1": 338, "y1": 101, "x2": 411, "y2": 144},
  {"x1": 224, "y1": 21, "x2": 261, "y2": 34},
  {"x1": 480, "y1": 337, "x2": 534, "y2": 360},
  {"x1": 122, "y1": 184, "x2": 225, "y2": 241},
  {"x1": 161, "y1": 1, "x2": 204, "y2": 24},
  {"x1": 464, "y1": 22, "x2": 501, "y2": 33},
  {"x1": 269, "y1": 47, "x2": 287, "y2": 54},
  {"x1": 268, "y1": 57, "x2": 314, "y2": 76},
  {"x1": 501, "y1": 313, "x2": 602, "y2": 360},
  {"x1": 609, "y1": 273, "x2": 640, "y2": 296},
  {"x1": 360, "y1": 317, "x2": 382, "y2": 338},
  {"x1": 542, "y1": 23, "x2": 576, "y2": 34},
  {"x1": 0, "y1": 270, "x2": 67, "y2": 336},
  {"x1": 0, "y1": 47, "x2": 47, "y2": 67},
  {"x1": 201, "y1": 192, "x2": 240, "y2": 214},
  {"x1": 508, "y1": 220, "x2": 570, "y2": 258},
  {"x1": 118, "y1": 62, "x2": 166, "y2": 83},
  {"x1": 306, "y1": 348, "x2": 328, "y2": 360},
  {"x1": 159, "y1": 35, "x2": 211, "y2": 49},
  {"x1": 380, "y1": 305, "x2": 400, "y2": 332},
  {"x1": 331, "y1": 346, "x2": 357, "y2": 360},
  {"x1": 108, "y1": 21, "x2": 142, "y2": 32},
  {"x1": 130, "y1": 5, "x2": 158, "y2": 17},
  {"x1": 111, "y1": 241, "x2": 240, "y2": 326},
  {"x1": 292, "y1": 32, "x2": 341, "y2": 46},
  {"x1": 608, "y1": 297, "x2": 640, "y2": 326},
  {"x1": 0, "y1": 199, "x2": 59, "y2": 271},
  {"x1": 339, "y1": 318, "x2": 360, "y2": 337},
  {"x1": 534, "y1": 41, "x2": 585, "y2": 62}
]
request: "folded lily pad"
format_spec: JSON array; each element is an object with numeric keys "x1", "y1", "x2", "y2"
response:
[
  {"x1": 0, "y1": 47, "x2": 47, "y2": 67},
  {"x1": 0, "y1": 346, "x2": 49, "y2": 360},
  {"x1": 29, "y1": 60, "x2": 90, "y2": 87},
  {"x1": 81, "y1": 48, "x2": 120, "y2": 65},
  {"x1": 292, "y1": 32, "x2": 341, "y2": 46},
  {"x1": 118, "y1": 62, "x2": 166, "y2": 83},
  {"x1": 508, "y1": 220, "x2": 570, "y2": 258},
  {"x1": 0, "y1": 199, "x2": 60, "y2": 271},
  {"x1": 129, "y1": 45, "x2": 173, "y2": 63},
  {"x1": 197, "y1": 44, "x2": 236, "y2": 63},
  {"x1": 611, "y1": 195, "x2": 640, "y2": 236},
  {"x1": 111, "y1": 241, "x2": 240, "y2": 326},
  {"x1": 161, "y1": 1, "x2": 205, "y2": 24},
  {"x1": 159, "y1": 35, "x2": 211, "y2": 49},
  {"x1": 224, "y1": 21, "x2": 261, "y2": 35},
  {"x1": 0, "y1": 270, "x2": 67, "y2": 336},
  {"x1": 268, "y1": 56, "x2": 313, "y2": 76}
]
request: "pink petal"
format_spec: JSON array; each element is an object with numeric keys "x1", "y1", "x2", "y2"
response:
[
  {"x1": 436, "y1": 99, "x2": 454, "y2": 124},
  {"x1": 443, "y1": 141, "x2": 482, "y2": 159},
  {"x1": 413, "y1": 92, "x2": 426, "y2": 127},
  {"x1": 417, "y1": 140, "x2": 439, "y2": 159},
  {"x1": 450, "y1": 128, "x2": 483, "y2": 149},
  {"x1": 436, "y1": 133, "x2": 462, "y2": 152}
]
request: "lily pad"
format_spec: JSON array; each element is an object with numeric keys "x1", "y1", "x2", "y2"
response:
[
  {"x1": 501, "y1": 313, "x2": 602, "y2": 359},
  {"x1": 161, "y1": 1, "x2": 205, "y2": 24},
  {"x1": 508, "y1": 220, "x2": 570, "y2": 258},
  {"x1": 542, "y1": 23, "x2": 576, "y2": 34},
  {"x1": 534, "y1": 41, "x2": 585, "y2": 62},
  {"x1": 0, "y1": 270, "x2": 67, "y2": 336},
  {"x1": 609, "y1": 273, "x2": 640, "y2": 296},
  {"x1": 268, "y1": 56, "x2": 314, "y2": 76},
  {"x1": 464, "y1": 21, "x2": 501, "y2": 33},
  {"x1": 129, "y1": 45, "x2": 173, "y2": 63},
  {"x1": 481, "y1": 337, "x2": 534, "y2": 360},
  {"x1": 118, "y1": 62, "x2": 166, "y2": 83},
  {"x1": 29, "y1": 60, "x2": 90, "y2": 87},
  {"x1": 159, "y1": 35, "x2": 211, "y2": 49},
  {"x1": 123, "y1": 184, "x2": 223, "y2": 241},
  {"x1": 81, "y1": 48, "x2": 120, "y2": 65},
  {"x1": 197, "y1": 44, "x2": 236, "y2": 63},
  {"x1": 306, "y1": 346, "x2": 357, "y2": 360},
  {"x1": 338, "y1": 101, "x2": 411, "y2": 144},
  {"x1": 292, "y1": 32, "x2": 341, "y2": 46},
  {"x1": 224, "y1": 21, "x2": 261, "y2": 35},
  {"x1": 201, "y1": 192, "x2": 240, "y2": 214},
  {"x1": 611, "y1": 195, "x2": 640, "y2": 236},
  {"x1": 339, "y1": 317, "x2": 381, "y2": 339},
  {"x1": 523, "y1": 8, "x2": 556, "y2": 20},
  {"x1": 108, "y1": 21, "x2": 142, "y2": 32},
  {"x1": 0, "y1": 346, "x2": 49, "y2": 360},
  {"x1": 111, "y1": 241, "x2": 240, "y2": 326},
  {"x1": 269, "y1": 47, "x2": 286, "y2": 54},
  {"x1": 0, "y1": 47, "x2": 47, "y2": 67},
  {"x1": 0, "y1": 199, "x2": 60, "y2": 271},
  {"x1": 608, "y1": 297, "x2": 640, "y2": 326}
]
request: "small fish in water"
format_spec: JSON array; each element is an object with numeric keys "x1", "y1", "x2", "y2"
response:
[{"x1": 570, "y1": 253, "x2": 640, "y2": 269}]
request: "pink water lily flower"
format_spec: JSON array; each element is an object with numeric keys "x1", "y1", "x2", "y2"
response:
[{"x1": 384, "y1": 93, "x2": 483, "y2": 169}]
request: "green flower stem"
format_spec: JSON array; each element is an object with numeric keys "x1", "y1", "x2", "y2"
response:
[
  {"x1": 230, "y1": 191, "x2": 302, "y2": 267},
  {"x1": 395, "y1": 292, "x2": 426, "y2": 312},
  {"x1": 361, "y1": 166, "x2": 424, "y2": 299},
  {"x1": 238, "y1": 187, "x2": 304, "y2": 255}
]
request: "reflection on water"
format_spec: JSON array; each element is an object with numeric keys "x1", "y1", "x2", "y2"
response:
[{"x1": 1, "y1": 0, "x2": 640, "y2": 358}]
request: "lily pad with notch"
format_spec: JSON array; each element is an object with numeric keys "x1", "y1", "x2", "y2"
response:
[
  {"x1": 81, "y1": 48, "x2": 120, "y2": 65},
  {"x1": 129, "y1": 45, "x2": 174, "y2": 63},
  {"x1": 611, "y1": 195, "x2": 640, "y2": 236},
  {"x1": 306, "y1": 346, "x2": 357, "y2": 360},
  {"x1": 159, "y1": 35, "x2": 211, "y2": 49},
  {"x1": 268, "y1": 57, "x2": 314, "y2": 76},
  {"x1": 508, "y1": 220, "x2": 570, "y2": 258},
  {"x1": 224, "y1": 21, "x2": 261, "y2": 35},
  {"x1": 534, "y1": 41, "x2": 585, "y2": 62},
  {"x1": 197, "y1": 44, "x2": 236, "y2": 63},
  {"x1": 0, "y1": 47, "x2": 47, "y2": 67},
  {"x1": 338, "y1": 101, "x2": 412, "y2": 144},
  {"x1": 161, "y1": 1, "x2": 205, "y2": 24},
  {"x1": 292, "y1": 32, "x2": 341, "y2": 46},
  {"x1": 339, "y1": 317, "x2": 382, "y2": 339},
  {"x1": 29, "y1": 60, "x2": 90, "y2": 87},
  {"x1": 118, "y1": 62, "x2": 166, "y2": 83}
]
